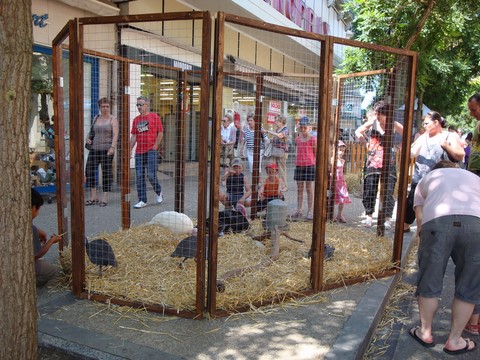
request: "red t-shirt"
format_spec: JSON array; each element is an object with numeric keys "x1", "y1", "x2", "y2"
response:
[
  {"x1": 234, "y1": 111, "x2": 241, "y2": 128},
  {"x1": 131, "y1": 112, "x2": 163, "y2": 154}
]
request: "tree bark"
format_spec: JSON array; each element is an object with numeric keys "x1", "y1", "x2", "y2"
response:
[
  {"x1": 0, "y1": 1, "x2": 36, "y2": 359},
  {"x1": 404, "y1": 0, "x2": 436, "y2": 50},
  {"x1": 417, "y1": 90, "x2": 425, "y2": 127}
]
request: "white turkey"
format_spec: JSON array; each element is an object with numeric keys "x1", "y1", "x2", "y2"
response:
[{"x1": 148, "y1": 211, "x2": 194, "y2": 236}]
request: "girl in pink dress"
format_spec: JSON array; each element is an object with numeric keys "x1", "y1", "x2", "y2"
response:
[{"x1": 333, "y1": 141, "x2": 351, "y2": 222}]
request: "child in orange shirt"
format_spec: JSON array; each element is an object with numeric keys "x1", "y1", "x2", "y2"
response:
[{"x1": 257, "y1": 162, "x2": 286, "y2": 211}]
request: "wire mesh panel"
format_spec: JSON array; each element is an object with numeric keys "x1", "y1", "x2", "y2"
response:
[
  {"x1": 211, "y1": 16, "x2": 328, "y2": 314},
  {"x1": 53, "y1": 11, "x2": 416, "y2": 318},
  {"x1": 53, "y1": 12, "x2": 212, "y2": 318},
  {"x1": 331, "y1": 46, "x2": 414, "y2": 239},
  {"x1": 212, "y1": 13, "x2": 416, "y2": 315}
]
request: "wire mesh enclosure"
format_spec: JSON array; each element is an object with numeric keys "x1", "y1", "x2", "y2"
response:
[{"x1": 52, "y1": 11, "x2": 417, "y2": 319}]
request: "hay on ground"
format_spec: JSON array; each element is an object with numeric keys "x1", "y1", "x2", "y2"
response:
[{"x1": 60, "y1": 220, "x2": 394, "y2": 312}]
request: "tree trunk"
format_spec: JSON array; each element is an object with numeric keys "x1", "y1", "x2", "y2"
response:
[
  {"x1": 0, "y1": 1, "x2": 37, "y2": 359},
  {"x1": 404, "y1": 0, "x2": 436, "y2": 50},
  {"x1": 417, "y1": 90, "x2": 426, "y2": 127}
]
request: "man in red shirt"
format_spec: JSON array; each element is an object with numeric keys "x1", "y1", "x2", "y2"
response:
[{"x1": 130, "y1": 96, "x2": 164, "y2": 208}]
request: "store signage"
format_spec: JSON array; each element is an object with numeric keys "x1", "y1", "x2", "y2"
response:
[
  {"x1": 32, "y1": 13, "x2": 48, "y2": 28},
  {"x1": 267, "y1": 100, "x2": 282, "y2": 124},
  {"x1": 173, "y1": 59, "x2": 193, "y2": 71},
  {"x1": 269, "y1": 100, "x2": 282, "y2": 114},
  {"x1": 265, "y1": 0, "x2": 329, "y2": 35}
]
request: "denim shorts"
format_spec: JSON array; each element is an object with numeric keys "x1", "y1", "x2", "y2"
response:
[
  {"x1": 227, "y1": 193, "x2": 243, "y2": 206},
  {"x1": 416, "y1": 215, "x2": 480, "y2": 304}
]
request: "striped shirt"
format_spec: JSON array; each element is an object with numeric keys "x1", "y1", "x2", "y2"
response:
[{"x1": 243, "y1": 126, "x2": 267, "y2": 150}]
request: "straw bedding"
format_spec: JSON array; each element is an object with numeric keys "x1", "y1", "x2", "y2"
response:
[{"x1": 61, "y1": 220, "x2": 394, "y2": 312}]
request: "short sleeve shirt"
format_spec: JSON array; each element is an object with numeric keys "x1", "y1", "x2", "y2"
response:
[
  {"x1": 272, "y1": 126, "x2": 289, "y2": 152},
  {"x1": 131, "y1": 112, "x2": 163, "y2": 154},
  {"x1": 468, "y1": 120, "x2": 480, "y2": 171},
  {"x1": 414, "y1": 168, "x2": 480, "y2": 224}
]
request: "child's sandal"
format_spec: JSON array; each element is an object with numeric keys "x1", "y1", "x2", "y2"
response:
[{"x1": 464, "y1": 324, "x2": 480, "y2": 336}]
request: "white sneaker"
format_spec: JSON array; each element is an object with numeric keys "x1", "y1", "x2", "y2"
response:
[
  {"x1": 134, "y1": 201, "x2": 147, "y2": 209},
  {"x1": 363, "y1": 216, "x2": 372, "y2": 228},
  {"x1": 156, "y1": 193, "x2": 163, "y2": 204},
  {"x1": 384, "y1": 220, "x2": 392, "y2": 230}
]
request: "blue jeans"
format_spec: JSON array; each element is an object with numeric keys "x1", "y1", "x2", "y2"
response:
[{"x1": 135, "y1": 150, "x2": 162, "y2": 203}]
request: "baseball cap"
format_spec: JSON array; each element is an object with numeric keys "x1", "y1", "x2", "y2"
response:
[
  {"x1": 298, "y1": 117, "x2": 310, "y2": 126},
  {"x1": 230, "y1": 158, "x2": 243, "y2": 167},
  {"x1": 338, "y1": 140, "x2": 346, "y2": 147},
  {"x1": 265, "y1": 162, "x2": 278, "y2": 171}
]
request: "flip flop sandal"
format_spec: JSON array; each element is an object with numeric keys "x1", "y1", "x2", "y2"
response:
[
  {"x1": 99, "y1": 202, "x2": 108, "y2": 207},
  {"x1": 443, "y1": 338, "x2": 477, "y2": 355},
  {"x1": 409, "y1": 326, "x2": 435, "y2": 348},
  {"x1": 85, "y1": 200, "x2": 98, "y2": 206}
]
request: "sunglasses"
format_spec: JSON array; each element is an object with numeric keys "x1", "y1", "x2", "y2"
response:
[{"x1": 136, "y1": 103, "x2": 146, "y2": 107}]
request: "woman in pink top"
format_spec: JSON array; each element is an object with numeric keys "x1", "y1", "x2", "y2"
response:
[{"x1": 291, "y1": 117, "x2": 317, "y2": 220}]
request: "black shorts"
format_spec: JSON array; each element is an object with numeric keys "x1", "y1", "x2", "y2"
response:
[{"x1": 294, "y1": 165, "x2": 315, "y2": 182}]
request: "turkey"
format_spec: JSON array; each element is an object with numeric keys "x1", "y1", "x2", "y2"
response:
[{"x1": 148, "y1": 211, "x2": 194, "y2": 236}]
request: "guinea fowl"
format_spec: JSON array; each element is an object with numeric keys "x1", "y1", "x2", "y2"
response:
[
  {"x1": 171, "y1": 229, "x2": 207, "y2": 267},
  {"x1": 85, "y1": 237, "x2": 117, "y2": 274},
  {"x1": 171, "y1": 235, "x2": 198, "y2": 265}
]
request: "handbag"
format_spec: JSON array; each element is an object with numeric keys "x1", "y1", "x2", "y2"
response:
[
  {"x1": 441, "y1": 133, "x2": 464, "y2": 167},
  {"x1": 270, "y1": 145, "x2": 285, "y2": 158},
  {"x1": 264, "y1": 141, "x2": 273, "y2": 157},
  {"x1": 85, "y1": 115, "x2": 99, "y2": 150}
]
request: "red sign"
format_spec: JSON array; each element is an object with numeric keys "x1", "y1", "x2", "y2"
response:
[
  {"x1": 267, "y1": 112, "x2": 277, "y2": 124},
  {"x1": 269, "y1": 100, "x2": 282, "y2": 114}
]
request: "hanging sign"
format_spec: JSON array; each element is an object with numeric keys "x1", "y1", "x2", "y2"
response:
[{"x1": 267, "y1": 100, "x2": 282, "y2": 124}]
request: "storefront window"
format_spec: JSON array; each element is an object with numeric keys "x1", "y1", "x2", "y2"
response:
[
  {"x1": 30, "y1": 45, "x2": 54, "y2": 153},
  {"x1": 29, "y1": 44, "x2": 99, "y2": 187}
]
